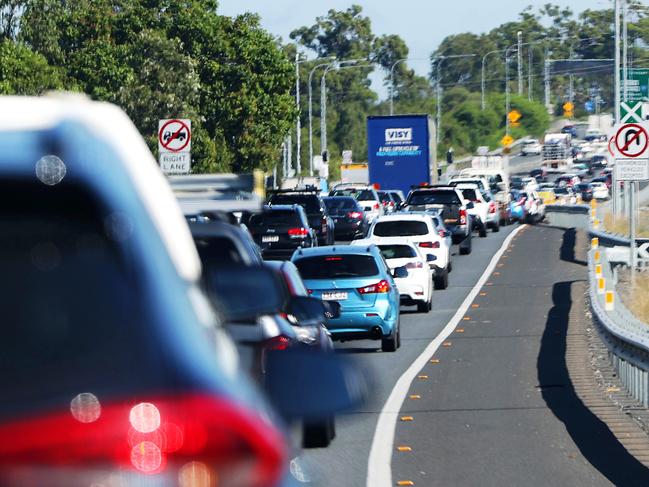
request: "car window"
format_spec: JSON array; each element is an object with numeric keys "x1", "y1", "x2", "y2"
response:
[
  {"x1": 194, "y1": 236, "x2": 245, "y2": 269},
  {"x1": 378, "y1": 192, "x2": 392, "y2": 203},
  {"x1": 249, "y1": 209, "x2": 301, "y2": 227},
  {"x1": 268, "y1": 194, "x2": 321, "y2": 213},
  {"x1": 407, "y1": 190, "x2": 460, "y2": 206},
  {"x1": 294, "y1": 254, "x2": 379, "y2": 279},
  {"x1": 373, "y1": 220, "x2": 429, "y2": 237},
  {"x1": 389, "y1": 192, "x2": 403, "y2": 204},
  {"x1": 460, "y1": 189, "x2": 480, "y2": 202},
  {"x1": 324, "y1": 197, "x2": 358, "y2": 211},
  {"x1": 378, "y1": 245, "x2": 417, "y2": 259}
]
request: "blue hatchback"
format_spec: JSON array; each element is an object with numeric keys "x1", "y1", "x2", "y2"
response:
[{"x1": 292, "y1": 245, "x2": 401, "y2": 352}]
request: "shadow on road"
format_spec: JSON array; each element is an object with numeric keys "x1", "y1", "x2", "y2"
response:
[
  {"x1": 537, "y1": 280, "x2": 649, "y2": 484},
  {"x1": 559, "y1": 227, "x2": 587, "y2": 266}
]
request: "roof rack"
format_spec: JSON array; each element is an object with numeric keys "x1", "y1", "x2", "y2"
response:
[
  {"x1": 169, "y1": 174, "x2": 262, "y2": 215},
  {"x1": 267, "y1": 185, "x2": 319, "y2": 194}
]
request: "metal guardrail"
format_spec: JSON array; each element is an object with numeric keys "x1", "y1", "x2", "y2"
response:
[{"x1": 545, "y1": 204, "x2": 649, "y2": 406}]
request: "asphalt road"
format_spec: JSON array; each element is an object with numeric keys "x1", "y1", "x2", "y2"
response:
[
  {"x1": 298, "y1": 223, "x2": 521, "y2": 486},
  {"x1": 390, "y1": 224, "x2": 648, "y2": 486}
]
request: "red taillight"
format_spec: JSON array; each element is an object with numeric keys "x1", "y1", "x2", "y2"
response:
[
  {"x1": 405, "y1": 261, "x2": 423, "y2": 269},
  {"x1": 373, "y1": 203, "x2": 379, "y2": 210},
  {"x1": 0, "y1": 395, "x2": 286, "y2": 486},
  {"x1": 264, "y1": 335, "x2": 292, "y2": 351},
  {"x1": 288, "y1": 227, "x2": 308, "y2": 238},
  {"x1": 347, "y1": 211, "x2": 362, "y2": 219},
  {"x1": 489, "y1": 202, "x2": 497, "y2": 214},
  {"x1": 307, "y1": 289, "x2": 313, "y2": 295},
  {"x1": 460, "y1": 209, "x2": 467, "y2": 225},
  {"x1": 358, "y1": 279, "x2": 390, "y2": 294},
  {"x1": 419, "y1": 241, "x2": 440, "y2": 249},
  {"x1": 438, "y1": 229, "x2": 448, "y2": 237}
]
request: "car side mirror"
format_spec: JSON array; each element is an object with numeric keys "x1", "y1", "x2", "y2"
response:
[
  {"x1": 426, "y1": 254, "x2": 437, "y2": 262},
  {"x1": 265, "y1": 349, "x2": 367, "y2": 421},
  {"x1": 466, "y1": 202, "x2": 475, "y2": 210},
  {"x1": 323, "y1": 300, "x2": 341, "y2": 320},
  {"x1": 286, "y1": 296, "x2": 327, "y2": 325},
  {"x1": 393, "y1": 266, "x2": 408, "y2": 279}
]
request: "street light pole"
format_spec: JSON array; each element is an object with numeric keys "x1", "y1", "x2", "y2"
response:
[
  {"x1": 517, "y1": 31, "x2": 523, "y2": 95},
  {"x1": 481, "y1": 49, "x2": 506, "y2": 110},
  {"x1": 528, "y1": 46, "x2": 533, "y2": 101},
  {"x1": 307, "y1": 57, "x2": 336, "y2": 176},
  {"x1": 434, "y1": 54, "x2": 476, "y2": 138},
  {"x1": 295, "y1": 52, "x2": 304, "y2": 175}
]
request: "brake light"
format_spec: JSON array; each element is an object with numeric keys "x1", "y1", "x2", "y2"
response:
[
  {"x1": 264, "y1": 335, "x2": 292, "y2": 351},
  {"x1": 288, "y1": 227, "x2": 308, "y2": 238},
  {"x1": 405, "y1": 261, "x2": 423, "y2": 269},
  {"x1": 459, "y1": 209, "x2": 467, "y2": 225},
  {"x1": 307, "y1": 289, "x2": 313, "y2": 295},
  {"x1": 373, "y1": 203, "x2": 379, "y2": 210},
  {"x1": 489, "y1": 202, "x2": 497, "y2": 214},
  {"x1": 0, "y1": 394, "x2": 286, "y2": 486},
  {"x1": 438, "y1": 229, "x2": 448, "y2": 237},
  {"x1": 358, "y1": 279, "x2": 390, "y2": 294},
  {"x1": 419, "y1": 241, "x2": 440, "y2": 249},
  {"x1": 348, "y1": 211, "x2": 362, "y2": 219}
]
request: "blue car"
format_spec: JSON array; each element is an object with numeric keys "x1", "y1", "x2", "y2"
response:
[
  {"x1": 292, "y1": 245, "x2": 402, "y2": 352},
  {"x1": 509, "y1": 190, "x2": 526, "y2": 223}
]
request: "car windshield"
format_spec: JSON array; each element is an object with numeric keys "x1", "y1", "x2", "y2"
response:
[
  {"x1": 248, "y1": 209, "x2": 300, "y2": 227},
  {"x1": 332, "y1": 189, "x2": 376, "y2": 201},
  {"x1": 374, "y1": 220, "x2": 428, "y2": 236},
  {"x1": 407, "y1": 190, "x2": 460, "y2": 206},
  {"x1": 269, "y1": 194, "x2": 320, "y2": 213},
  {"x1": 324, "y1": 197, "x2": 358, "y2": 211},
  {"x1": 294, "y1": 254, "x2": 379, "y2": 279},
  {"x1": 378, "y1": 245, "x2": 417, "y2": 259}
]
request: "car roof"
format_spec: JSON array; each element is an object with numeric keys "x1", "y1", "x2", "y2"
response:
[
  {"x1": 0, "y1": 95, "x2": 200, "y2": 282},
  {"x1": 352, "y1": 237, "x2": 418, "y2": 248},
  {"x1": 292, "y1": 244, "x2": 381, "y2": 259}
]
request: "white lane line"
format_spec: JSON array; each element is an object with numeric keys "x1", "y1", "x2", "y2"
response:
[{"x1": 366, "y1": 225, "x2": 526, "y2": 487}]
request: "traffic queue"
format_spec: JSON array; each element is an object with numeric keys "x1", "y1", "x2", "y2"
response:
[{"x1": 0, "y1": 96, "x2": 534, "y2": 486}]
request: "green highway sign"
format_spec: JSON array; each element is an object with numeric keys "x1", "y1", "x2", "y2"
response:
[{"x1": 621, "y1": 68, "x2": 649, "y2": 123}]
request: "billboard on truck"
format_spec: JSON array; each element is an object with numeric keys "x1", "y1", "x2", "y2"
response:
[{"x1": 367, "y1": 115, "x2": 436, "y2": 196}]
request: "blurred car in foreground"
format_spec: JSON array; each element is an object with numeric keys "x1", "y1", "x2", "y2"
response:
[
  {"x1": 323, "y1": 196, "x2": 368, "y2": 240},
  {"x1": 352, "y1": 238, "x2": 433, "y2": 312},
  {"x1": 292, "y1": 245, "x2": 402, "y2": 352}
]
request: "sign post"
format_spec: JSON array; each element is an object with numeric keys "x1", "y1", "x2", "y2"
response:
[
  {"x1": 158, "y1": 119, "x2": 192, "y2": 175},
  {"x1": 609, "y1": 120, "x2": 649, "y2": 279}
]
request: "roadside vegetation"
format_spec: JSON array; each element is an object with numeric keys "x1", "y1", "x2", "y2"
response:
[{"x1": 602, "y1": 210, "x2": 649, "y2": 238}]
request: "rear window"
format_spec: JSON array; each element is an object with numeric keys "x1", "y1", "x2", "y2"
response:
[
  {"x1": 378, "y1": 192, "x2": 391, "y2": 203},
  {"x1": 373, "y1": 220, "x2": 428, "y2": 237},
  {"x1": 407, "y1": 190, "x2": 460, "y2": 206},
  {"x1": 294, "y1": 254, "x2": 379, "y2": 279},
  {"x1": 389, "y1": 192, "x2": 403, "y2": 204},
  {"x1": 460, "y1": 189, "x2": 479, "y2": 201},
  {"x1": 269, "y1": 194, "x2": 321, "y2": 213},
  {"x1": 249, "y1": 210, "x2": 300, "y2": 227},
  {"x1": 323, "y1": 197, "x2": 357, "y2": 211},
  {"x1": 378, "y1": 245, "x2": 416, "y2": 259},
  {"x1": 331, "y1": 189, "x2": 376, "y2": 201},
  {"x1": 194, "y1": 236, "x2": 245, "y2": 269}
]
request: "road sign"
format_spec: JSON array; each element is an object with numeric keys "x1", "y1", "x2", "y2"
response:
[
  {"x1": 160, "y1": 152, "x2": 191, "y2": 174},
  {"x1": 638, "y1": 242, "x2": 649, "y2": 260},
  {"x1": 615, "y1": 159, "x2": 649, "y2": 181},
  {"x1": 158, "y1": 119, "x2": 191, "y2": 153},
  {"x1": 620, "y1": 68, "x2": 649, "y2": 122},
  {"x1": 614, "y1": 123, "x2": 648, "y2": 158},
  {"x1": 500, "y1": 134, "x2": 514, "y2": 147},
  {"x1": 342, "y1": 150, "x2": 353, "y2": 165},
  {"x1": 507, "y1": 110, "x2": 521, "y2": 123},
  {"x1": 562, "y1": 102, "x2": 574, "y2": 112}
]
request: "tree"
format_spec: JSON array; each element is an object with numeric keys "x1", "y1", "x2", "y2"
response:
[{"x1": 0, "y1": 39, "x2": 63, "y2": 94}]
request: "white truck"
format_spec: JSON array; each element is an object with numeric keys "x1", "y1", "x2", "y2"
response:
[{"x1": 541, "y1": 133, "x2": 572, "y2": 173}]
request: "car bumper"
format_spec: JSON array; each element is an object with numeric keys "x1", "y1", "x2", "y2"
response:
[
  {"x1": 395, "y1": 279, "x2": 428, "y2": 303},
  {"x1": 326, "y1": 305, "x2": 397, "y2": 339},
  {"x1": 332, "y1": 220, "x2": 365, "y2": 239}
]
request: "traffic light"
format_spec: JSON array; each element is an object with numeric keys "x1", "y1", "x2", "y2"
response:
[{"x1": 322, "y1": 150, "x2": 328, "y2": 163}]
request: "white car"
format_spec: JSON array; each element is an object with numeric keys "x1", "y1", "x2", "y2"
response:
[
  {"x1": 591, "y1": 182, "x2": 610, "y2": 200},
  {"x1": 352, "y1": 238, "x2": 433, "y2": 312},
  {"x1": 367, "y1": 213, "x2": 451, "y2": 289},
  {"x1": 330, "y1": 184, "x2": 384, "y2": 224},
  {"x1": 455, "y1": 184, "x2": 490, "y2": 237},
  {"x1": 521, "y1": 138, "x2": 542, "y2": 156}
]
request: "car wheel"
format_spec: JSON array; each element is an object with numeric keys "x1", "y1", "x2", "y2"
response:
[
  {"x1": 459, "y1": 235, "x2": 472, "y2": 255},
  {"x1": 381, "y1": 327, "x2": 398, "y2": 352},
  {"x1": 434, "y1": 267, "x2": 449, "y2": 290},
  {"x1": 303, "y1": 417, "x2": 335, "y2": 448},
  {"x1": 447, "y1": 258, "x2": 453, "y2": 273},
  {"x1": 417, "y1": 301, "x2": 429, "y2": 313},
  {"x1": 492, "y1": 221, "x2": 500, "y2": 233},
  {"x1": 479, "y1": 224, "x2": 487, "y2": 238}
]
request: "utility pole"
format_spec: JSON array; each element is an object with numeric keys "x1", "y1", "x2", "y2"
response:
[
  {"x1": 295, "y1": 52, "x2": 302, "y2": 175},
  {"x1": 614, "y1": 0, "x2": 621, "y2": 215},
  {"x1": 307, "y1": 58, "x2": 336, "y2": 176},
  {"x1": 544, "y1": 55, "x2": 551, "y2": 112},
  {"x1": 505, "y1": 46, "x2": 513, "y2": 135},
  {"x1": 517, "y1": 31, "x2": 523, "y2": 95},
  {"x1": 528, "y1": 46, "x2": 533, "y2": 101},
  {"x1": 568, "y1": 45, "x2": 574, "y2": 104},
  {"x1": 623, "y1": 0, "x2": 628, "y2": 103},
  {"x1": 481, "y1": 49, "x2": 505, "y2": 110}
]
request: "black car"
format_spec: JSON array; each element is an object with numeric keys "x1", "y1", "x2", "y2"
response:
[
  {"x1": 268, "y1": 188, "x2": 334, "y2": 245},
  {"x1": 529, "y1": 168, "x2": 547, "y2": 182},
  {"x1": 247, "y1": 204, "x2": 317, "y2": 260},
  {"x1": 575, "y1": 182, "x2": 594, "y2": 202},
  {"x1": 591, "y1": 154, "x2": 609, "y2": 168},
  {"x1": 323, "y1": 196, "x2": 368, "y2": 240}
]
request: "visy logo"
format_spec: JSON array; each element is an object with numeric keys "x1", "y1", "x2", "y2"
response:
[{"x1": 385, "y1": 128, "x2": 412, "y2": 143}]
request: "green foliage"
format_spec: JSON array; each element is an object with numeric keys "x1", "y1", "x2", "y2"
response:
[{"x1": 0, "y1": 39, "x2": 64, "y2": 94}]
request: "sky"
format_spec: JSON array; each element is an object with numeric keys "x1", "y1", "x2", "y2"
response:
[{"x1": 217, "y1": 0, "x2": 608, "y2": 98}]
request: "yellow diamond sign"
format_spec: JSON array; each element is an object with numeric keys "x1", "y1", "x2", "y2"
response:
[
  {"x1": 507, "y1": 110, "x2": 522, "y2": 123},
  {"x1": 563, "y1": 102, "x2": 574, "y2": 112},
  {"x1": 501, "y1": 134, "x2": 514, "y2": 146}
]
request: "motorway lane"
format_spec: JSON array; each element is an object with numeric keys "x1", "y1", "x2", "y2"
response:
[
  {"x1": 297, "y1": 223, "x2": 521, "y2": 486},
  {"x1": 390, "y1": 224, "x2": 648, "y2": 486}
]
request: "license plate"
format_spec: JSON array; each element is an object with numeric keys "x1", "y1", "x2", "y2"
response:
[
  {"x1": 445, "y1": 218, "x2": 457, "y2": 224},
  {"x1": 321, "y1": 291, "x2": 348, "y2": 301},
  {"x1": 262, "y1": 235, "x2": 279, "y2": 243}
]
